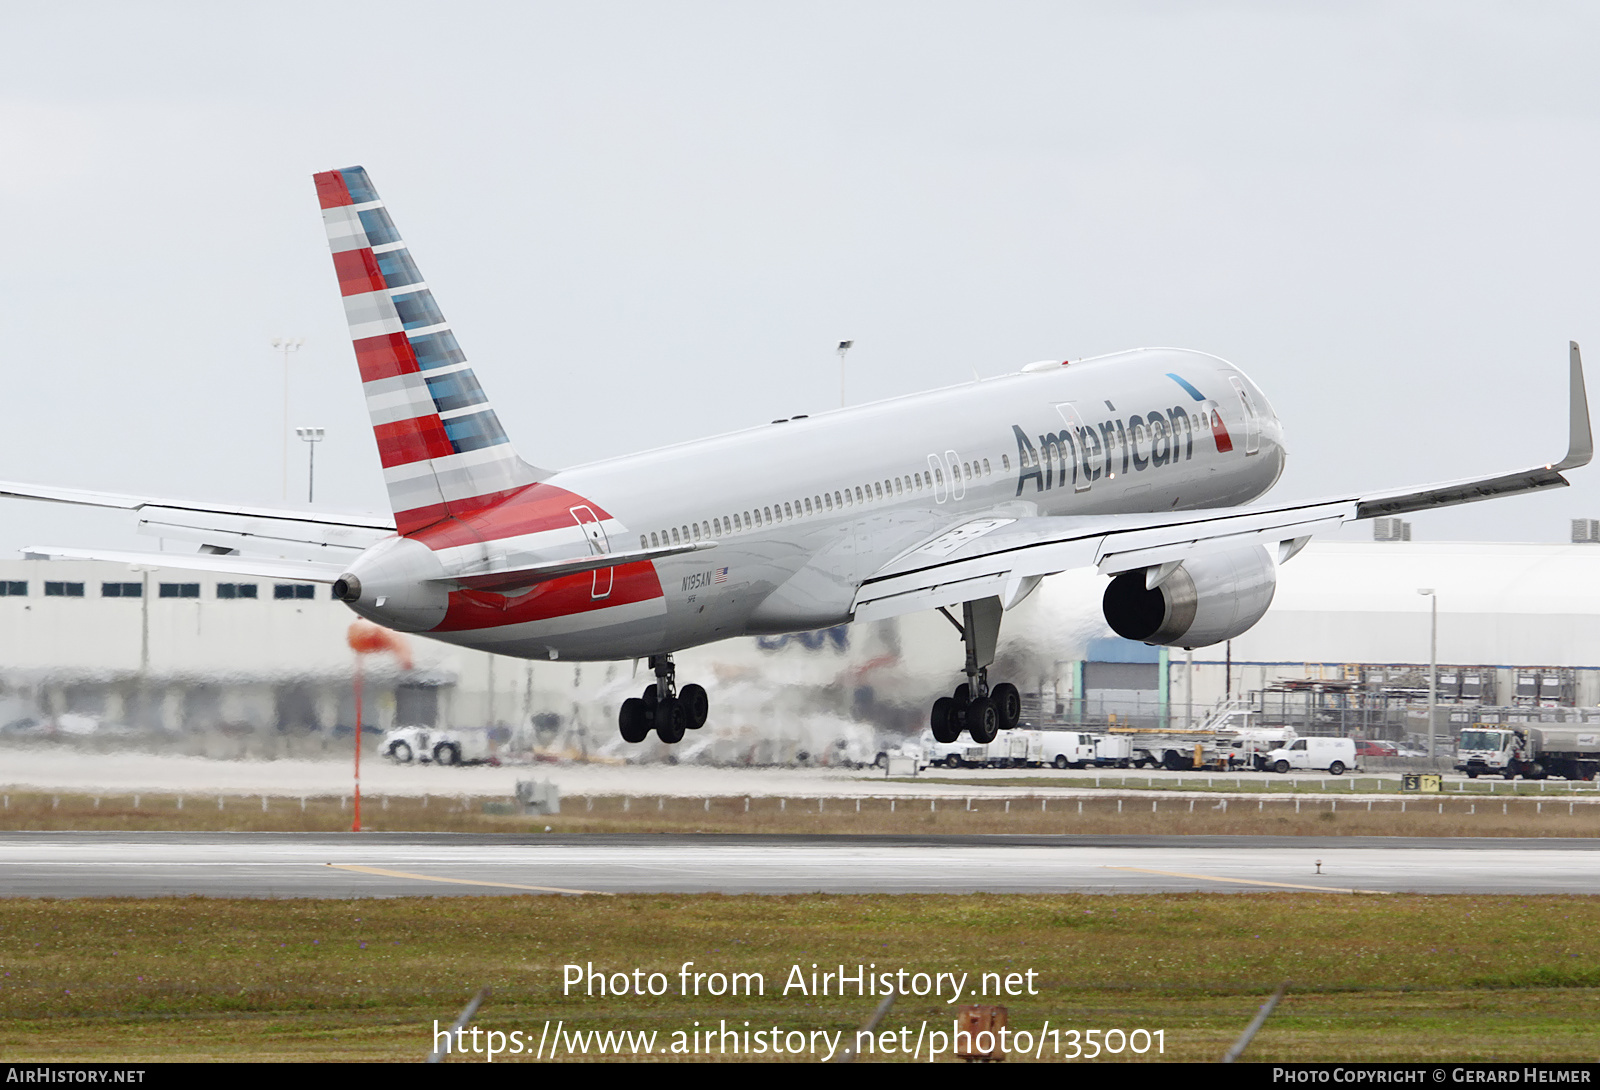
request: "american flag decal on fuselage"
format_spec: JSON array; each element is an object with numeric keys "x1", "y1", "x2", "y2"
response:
[{"x1": 313, "y1": 166, "x2": 541, "y2": 535}]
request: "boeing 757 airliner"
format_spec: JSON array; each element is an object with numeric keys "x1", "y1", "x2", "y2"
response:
[{"x1": 2, "y1": 167, "x2": 1591, "y2": 747}]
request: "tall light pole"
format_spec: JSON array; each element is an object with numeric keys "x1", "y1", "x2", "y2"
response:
[
  {"x1": 1417, "y1": 588, "x2": 1437, "y2": 761},
  {"x1": 837, "y1": 340, "x2": 853, "y2": 407},
  {"x1": 272, "y1": 338, "x2": 305, "y2": 500},
  {"x1": 296, "y1": 427, "x2": 325, "y2": 503}
]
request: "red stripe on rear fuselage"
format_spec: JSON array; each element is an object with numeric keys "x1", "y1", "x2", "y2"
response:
[
  {"x1": 405, "y1": 483, "x2": 615, "y2": 550},
  {"x1": 432, "y1": 561, "x2": 663, "y2": 633}
]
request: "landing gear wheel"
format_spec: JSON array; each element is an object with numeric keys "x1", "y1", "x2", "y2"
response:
[
  {"x1": 991, "y1": 682, "x2": 1021, "y2": 730},
  {"x1": 433, "y1": 742, "x2": 460, "y2": 766},
  {"x1": 619, "y1": 698, "x2": 650, "y2": 743},
  {"x1": 967, "y1": 697, "x2": 1000, "y2": 744},
  {"x1": 655, "y1": 696, "x2": 688, "y2": 744},
  {"x1": 389, "y1": 741, "x2": 413, "y2": 763},
  {"x1": 930, "y1": 697, "x2": 960, "y2": 744},
  {"x1": 679, "y1": 683, "x2": 709, "y2": 729}
]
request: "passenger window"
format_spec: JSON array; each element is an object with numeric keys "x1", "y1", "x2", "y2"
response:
[
  {"x1": 855, "y1": 487, "x2": 864, "y2": 503},
  {"x1": 763, "y1": 507, "x2": 772, "y2": 523},
  {"x1": 671, "y1": 528, "x2": 680, "y2": 544},
  {"x1": 982, "y1": 458, "x2": 990, "y2": 474},
  {"x1": 836, "y1": 491, "x2": 844, "y2": 507},
  {"x1": 1002, "y1": 455, "x2": 1009, "y2": 470}
]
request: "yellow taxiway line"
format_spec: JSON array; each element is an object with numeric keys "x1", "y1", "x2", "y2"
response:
[
  {"x1": 327, "y1": 863, "x2": 610, "y2": 896},
  {"x1": 1105, "y1": 866, "x2": 1389, "y2": 894}
]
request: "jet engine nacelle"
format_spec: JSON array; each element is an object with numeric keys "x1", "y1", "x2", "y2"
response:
[{"x1": 1101, "y1": 543, "x2": 1277, "y2": 649}]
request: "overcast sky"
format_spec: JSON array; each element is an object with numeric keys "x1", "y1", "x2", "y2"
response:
[{"x1": 3, "y1": 1, "x2": 1599, "y2": 557}]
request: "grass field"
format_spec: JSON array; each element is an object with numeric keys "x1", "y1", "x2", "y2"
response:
[
  {"x1": 1, "y1": 789, "x2": 1596, "y2": 837},
  {"x1": 1, "y1": 893, "x2": 1597, "y2": 1063}
]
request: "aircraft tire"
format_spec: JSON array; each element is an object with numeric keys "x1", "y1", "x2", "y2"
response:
[
  {"x1": 991, "y1": 683, "x2": 1021, "y2": 730},
  {"x1": 679, "y1": 684, "x2": 709, "y2": 729},
  {"x1": 655, "y1": 697, "x2": 688, "y2": 744},
  {"x1": 433, "y1": 743, "x2": 460, "y2": 766},
  {"x1": 389, "y1": 742, "x2": 413, "y2": 763},
  {"x1": 967, "y1": 698, "x2": 1000, "y2": 744},
  {"x1": 930, "y1": 697, "x2": 961, "y2": 744},
  {"x1": 618, "y1": 698, "x2": 650, "y2": 744}
]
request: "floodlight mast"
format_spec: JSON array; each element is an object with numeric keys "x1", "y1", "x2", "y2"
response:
[
  {"x1": 1417, "y1": 588, "x2": 1437, "y2": 761},
  {"x1": 296, "y1": 426, "x2": 325, "y2": 503},
  {"x1": 272, "y1": 337, "x2": 306, "y2": 500}
]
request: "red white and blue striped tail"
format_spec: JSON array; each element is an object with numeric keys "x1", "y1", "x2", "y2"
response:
[{"x1": 313, "y1": 166, "x2": 545, "y2": 535}]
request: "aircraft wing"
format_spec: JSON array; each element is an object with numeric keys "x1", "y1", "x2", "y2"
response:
[
  {"x1": 0, "y1": 481, "x2": 394, "y2": 564},
  {"x1": 852, "y1": 341, "x2": 1592, "y2": 623}
]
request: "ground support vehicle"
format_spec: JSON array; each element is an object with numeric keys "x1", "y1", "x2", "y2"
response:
[
  {"x1": 1456, "y1": 726, "x2": 1600, "y2": 781},
  {"x1": 1042, "y1": 730, "x2": 1098, "y2": 769},
  {"x1": 987, "y1": 729, "x2": 1045, "y2": 767},
  {"x1": 382, "y1": 726, "x2": 496, "y2": 766},
  {"x1": 921, "y1": 731, "x2": 987, "y2": 769},
  {"x1": 1090, "y1": 734, "x2": 1134, "y2": 768},
  {"x1": 1109, "y1": 728, "x2": 1240, "y2": 771},
  {"x1": 1262, "y1": 736, "x2": 1357, "y2": 775}
]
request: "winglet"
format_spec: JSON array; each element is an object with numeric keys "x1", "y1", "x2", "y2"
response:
[{"x1": 1555, "y1": 340, "x2": 1593, "y2": 471}]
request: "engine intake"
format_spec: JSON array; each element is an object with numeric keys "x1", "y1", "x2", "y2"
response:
[{"x1": 1102, "y1": 544, "x2": 1277, "y2": 649}]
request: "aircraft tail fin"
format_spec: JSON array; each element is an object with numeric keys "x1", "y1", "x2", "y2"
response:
[{"x1": 313, "y1": 166, "x2": 546, "y2": 535}]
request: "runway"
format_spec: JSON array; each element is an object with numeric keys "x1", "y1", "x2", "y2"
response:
[{"x1": 2, "y1": 832, "x2": 1596, "y2": 897}]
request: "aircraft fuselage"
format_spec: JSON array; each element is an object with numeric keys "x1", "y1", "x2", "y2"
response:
[{"x1": 340, "y1": 347, "x2": 1286, "y2": 661}]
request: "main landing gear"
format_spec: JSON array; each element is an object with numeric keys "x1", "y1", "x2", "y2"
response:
[
  {"x1": 618, "y1": 653, "x2": 709, "y2": 744},
  {"x1": 929, "y1": 597, "x2": 1022, "y2": 745}
]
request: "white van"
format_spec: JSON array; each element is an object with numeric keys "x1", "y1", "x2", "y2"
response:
[
  {"x1": 1042, "y1": 730, "x2": 1097, "y2": 769},
  {"x1": 1262, "y1": 737, "x2": 1357, "y2": 775}
]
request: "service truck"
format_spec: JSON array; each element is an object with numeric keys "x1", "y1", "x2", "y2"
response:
[{"x1": 1455, "y1": 725, "x2": 1600, "y2": 781}]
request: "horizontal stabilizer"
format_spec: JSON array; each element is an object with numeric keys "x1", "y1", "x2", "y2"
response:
[
  {"x1": 0, "y1": 479, "x2": 393, "y2": 529},
  {"x1": 22, "y1": 546, "x2": 347, "y2": 584}
]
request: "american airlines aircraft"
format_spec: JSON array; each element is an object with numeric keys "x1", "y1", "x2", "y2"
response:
[{"x1": 2, "y1": 167, "x2": 1592, "y2": 747}]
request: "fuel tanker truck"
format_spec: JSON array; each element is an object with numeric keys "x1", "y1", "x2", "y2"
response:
[{"x1": 1455, "y1": 725, "x2": 1600, "y2": 781}]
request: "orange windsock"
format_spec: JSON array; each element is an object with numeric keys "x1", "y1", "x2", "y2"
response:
[{"x1": 346, "y1": 621, "x2": 413, "y2": 670}]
